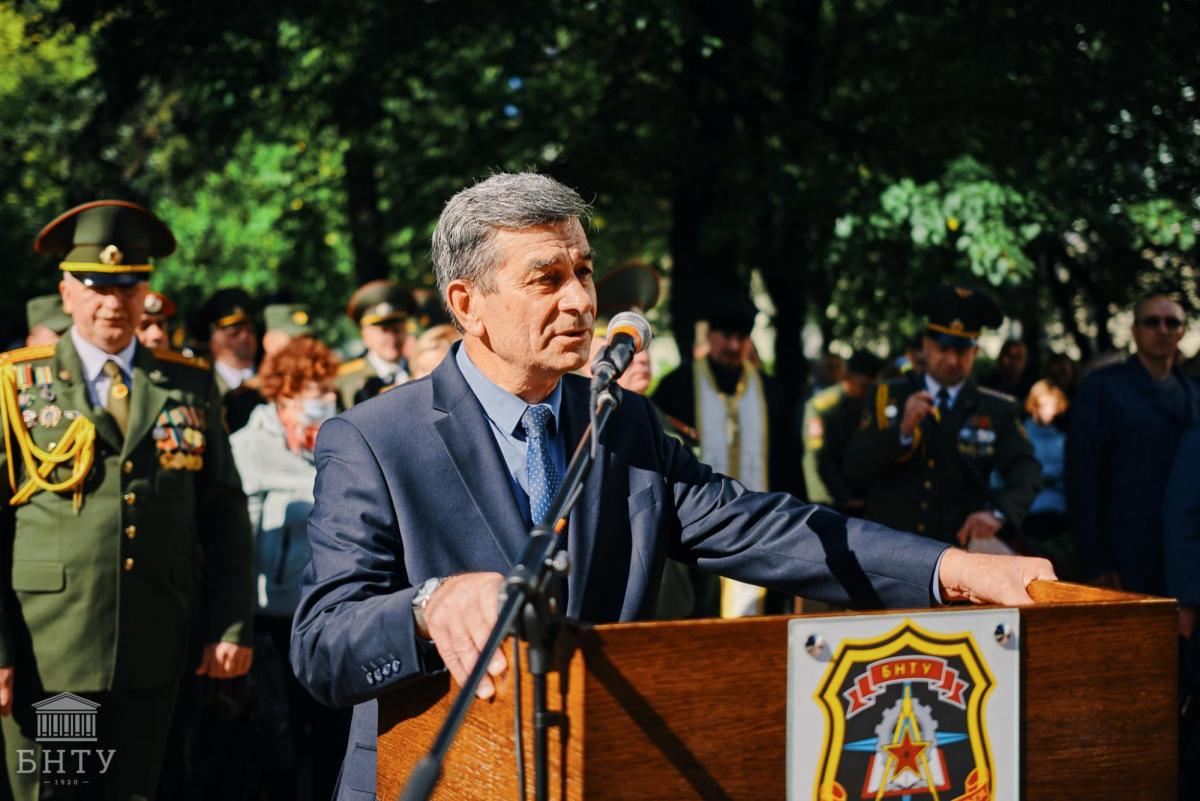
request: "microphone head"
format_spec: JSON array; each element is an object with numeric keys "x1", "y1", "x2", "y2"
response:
[{"x1": 605, "y1": 311, "x2": 652, "y2": 352}]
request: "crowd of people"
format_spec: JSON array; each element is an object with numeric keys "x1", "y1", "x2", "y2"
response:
[{"x1": 0, "y1": 185, "x2": 1192, "y2": 799}]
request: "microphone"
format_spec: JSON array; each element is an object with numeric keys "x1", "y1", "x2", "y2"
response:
[{"x1": 589, "y1": 311, "x2": 652, "y2": 391}]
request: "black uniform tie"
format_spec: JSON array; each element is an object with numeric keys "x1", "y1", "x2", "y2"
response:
[{"x1": 936, "y1": 386, "x2": 951, "y2": 417}]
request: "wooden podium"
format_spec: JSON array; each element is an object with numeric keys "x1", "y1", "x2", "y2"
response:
[{"x1": 378, "y1": 582, "x2": 1177, "y2": 800}]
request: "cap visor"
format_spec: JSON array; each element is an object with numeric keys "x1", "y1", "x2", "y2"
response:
[
  {"x1": 927, "y1": 331, "x2": 976, "y2": 349},
  {"x1": 77, "y1": 272, "x2": 147, "y2": 288}
]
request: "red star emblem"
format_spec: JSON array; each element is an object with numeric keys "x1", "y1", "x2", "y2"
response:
[{"x1": 883, "y1": 728, "x2": 928, "y2": 777}]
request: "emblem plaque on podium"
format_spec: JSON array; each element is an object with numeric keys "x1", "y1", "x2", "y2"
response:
[{"x1": 788, "y1": 609, "x2": 1020, "y2": 801}]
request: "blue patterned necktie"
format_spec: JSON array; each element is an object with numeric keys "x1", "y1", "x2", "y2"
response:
[{"x1": 521, "y1": 404, "x2": 560, "y2": 526}]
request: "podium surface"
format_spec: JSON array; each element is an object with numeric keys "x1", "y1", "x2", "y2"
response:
[{"x1": 378, "y1": 582, "x2": 1177, "y2": 800}]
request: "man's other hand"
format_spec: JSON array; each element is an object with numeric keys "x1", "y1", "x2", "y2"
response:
[
  {"x1": 937, "y1": 548, "x2": 1057, "y2": 606},
  {"x1": 900, "y1": 391, "x2": 935, "y2": 438},
  {"x1": 423, "y1": 572, "x2": 506, "y2": 700},
  {"x1": 0, "y1": 667, "x2": 12, "y2": 716},
  {"x1": 196, "y1": 642, "x2": 253, "y2": 679},
  {"x1": 955, "y1": 510, "x2": 1003, "y2": 546}
]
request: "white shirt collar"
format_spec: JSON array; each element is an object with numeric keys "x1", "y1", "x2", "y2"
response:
[
  {"x1": 215, "y1": 360, "x2": 255, "y2": 391},
  {"x1": 70, "y1": 326, "x2": 137, "y2": 381},
  {"x1": 924, "y1": 374, "x2": 966, "y2": 404},
  {"x1": 367, "y1": 350, "x2": 404, "y2": 382}
]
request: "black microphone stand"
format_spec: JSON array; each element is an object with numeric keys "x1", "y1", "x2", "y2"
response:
[{"x1": 400, "y1": 382, "x2": 624, "y2": 801}]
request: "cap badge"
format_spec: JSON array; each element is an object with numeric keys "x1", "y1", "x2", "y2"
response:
[
  {"x1": 373, "y1": 303, "x2": 394, "y2": 317},
  {"x1": 145, "y1": 295, "x2": 164, "y2": 314},
  {"x1": 950, "y1": 319, "x2": 964, "y2": 333},
  {"x1": 954, "y1": 287, "x2": 973, "y2": 299},
  {"x1": 292, "y1": 310, "x2": 309, "y2": 325},
  {"x1": 99, "y1": 245, "x2": 124, "y2": 265}
]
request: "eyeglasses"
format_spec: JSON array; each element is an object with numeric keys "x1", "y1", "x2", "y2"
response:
[{"x1": 1138, "y1": 315, "x2": 1184, "y2": 330}]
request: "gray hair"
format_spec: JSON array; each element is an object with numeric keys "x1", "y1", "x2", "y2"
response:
[{"x1": 431, "y1": 173, "x2": 591, "y2": 319}]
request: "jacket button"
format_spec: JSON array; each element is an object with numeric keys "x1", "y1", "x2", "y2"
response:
[
  {"x1": 122, "y1": 460, "x2": 134, "y2": 475},
  {"x1": 916, "y1": 524, "x2": 926, "y2": 533},
  {"x1": 927, "y1": 459, "x2": 936, "y2": 468},
  {"x1": 920, "y1": 502, "x2": 928, "y2": 511},
  {"x1": 125, "y1": 525, "x2": 137, "y2": 540},
  {"x1": 123, "y1": 558, "x2": 135, "y2": 572},
  {"x1": 123, "y1": 492, "x2": 136, "y2": 506},
  {"x1": 923, "y1": 481, "x2": 932, "y2": 490}
]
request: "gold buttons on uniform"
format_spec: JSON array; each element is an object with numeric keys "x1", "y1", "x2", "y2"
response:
[
  {"x1": 920, "y1": 502, "x2": 929, "y2": 510},
  {"x1": 123, "y1": 492, "x2": 136, "y2": 506},
  {"x1": 923, "y1": 480, "x2": 932, "y2": 490},
  {"x1": 917, "y1": 524, "x2": 926, "y2": 533},
  {"x1": 122, "y1": 460, "x2": 133, "y2": 475},
  {"x1": 125, "y1": 525, "x2": 136, "y2": 540},
  {"x1": 123, "y1": 558, "x2": 134, "y2": 572},
  {"x1": 927, "y1": 459, "x2": 936, "y2": 468}
]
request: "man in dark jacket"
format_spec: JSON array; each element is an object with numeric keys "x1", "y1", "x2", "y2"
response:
[{"x1": 1067, "y1": 294, "x2": 1200, "y2": 593}]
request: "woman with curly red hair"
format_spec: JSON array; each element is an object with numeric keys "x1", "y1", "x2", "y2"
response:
[{"x1": 229, "y1": 336, "x2": 348, "y2": 799}]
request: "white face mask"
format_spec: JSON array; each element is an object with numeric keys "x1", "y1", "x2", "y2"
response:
[{"x1": 300, "y1": 397, "x2": 337, "y2": 426}]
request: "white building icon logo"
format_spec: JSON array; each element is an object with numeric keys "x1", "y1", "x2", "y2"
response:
[{"x1": 32, "y1": 692, "x2": 99, "y2": 742}]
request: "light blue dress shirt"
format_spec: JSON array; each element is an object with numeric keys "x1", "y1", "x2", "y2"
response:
[
  {"x1": 69, "y1": 326, "x2": 136, "y2": 407},
  {"x1": 455, "y1": 344, "x2": 566, "y2": 526}
]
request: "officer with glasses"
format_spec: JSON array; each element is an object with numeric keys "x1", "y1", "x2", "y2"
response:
[{"x1": 1066, "y1": 293, "x2": 1200, "y2": 594}]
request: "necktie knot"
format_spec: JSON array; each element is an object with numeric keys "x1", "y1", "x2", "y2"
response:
[
  {"x1": 522, "y1": 404, "x2": 554, "y2": 441},
  {"x1": 102, "y1": 360, "x2": 123, "y2": 381}
]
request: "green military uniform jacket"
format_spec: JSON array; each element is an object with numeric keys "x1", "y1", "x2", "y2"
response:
[
  {"x1": 801, "y1": 384, "x2": 868, "y2": 511},
  {"x1": 844, "y1": 373, "x2": 1041, "y2": 545},
  {"x1": 0, "y1": 333, "x2": 254, "y2": 691}
]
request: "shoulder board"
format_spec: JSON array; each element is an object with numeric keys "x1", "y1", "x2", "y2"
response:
[
  {"x1": 977, "y1": 385, "x2": 1017, "y2": 404},
  {"x1": 0, "y1": 344, "x2": 55, "y2": 365},
  {"x1": 153, "y1": 349, "x2": 210, "y2": 370},
  {"x1": 337, "y1": 357, "x2": 366, "y2": 377},
  {"x1": 811, "y1": 385, "x2": 841, "y2": 413}
]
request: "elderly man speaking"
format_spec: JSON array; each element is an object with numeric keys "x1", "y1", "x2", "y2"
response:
[{"x1": 290, "y1": 173, "x2": 1055, "y2": 801}]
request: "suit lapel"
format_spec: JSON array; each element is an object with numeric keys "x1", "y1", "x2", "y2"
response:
[
  {"x1": 430, "y1": 350, "x2": 530, "y2": 566},
  {"x1": 560, "y1": 377, "x2": 605, "y2": 618},
  {"x1": 122, "y1": 346, "x2": 170, "y2": 458},
  {"x1": 52, "y1": 334, "x2": 122, "y2": 453}
]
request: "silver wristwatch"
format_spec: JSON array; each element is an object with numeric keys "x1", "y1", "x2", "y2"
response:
[{"x1": 412, "y1": 576, "x2": 444, "y2": 637}]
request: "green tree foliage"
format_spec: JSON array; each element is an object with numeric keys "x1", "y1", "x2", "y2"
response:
[{"x1": 1, "y1": 0, "x2": 1196, "y2": 396}]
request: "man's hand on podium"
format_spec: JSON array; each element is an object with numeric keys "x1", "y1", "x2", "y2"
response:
[
  {"x1": 422, "y1": 571, "x2": 507, "y2": 700},
  {"x1": 937, "y1": 549, "x2": 1057, "y2": 606}
]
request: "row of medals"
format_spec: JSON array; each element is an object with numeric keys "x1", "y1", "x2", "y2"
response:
[
  {"x1": 155, "y1": 407, "x2": 205, "y2": 471},
  {"x1": 17, "y1": 366, "x2": 78, "y2": 432}
]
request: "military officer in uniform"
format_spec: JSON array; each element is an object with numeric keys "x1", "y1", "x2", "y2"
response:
[
  {"x1": 802, "y1": 349, "x2": 884, "y2": 514},
  {"x1": 334, "y1": 280, "x2": 415, "y2": 408},
  {"x1": 0, "y1": 200, "x2": 255, "y2": 800},
  {"x1": 135, "y1": 289, "x2": 177, "y2": 351},
  {"x1": 845, "y1": 286, "x2": 1041, "y2": 549},
  {"x1": 24, "y1": 295, "x2": 73, "y2": 348},
  {"x1": 262, "y1": 302, "x2": 315, "y2": 357}
]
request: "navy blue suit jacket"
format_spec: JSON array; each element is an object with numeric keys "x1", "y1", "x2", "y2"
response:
[
  {"x1": 1066, "y1": 356, "x2": 1200, "y2": 592},
  {"x1": 291, "y1": 346, "x2": 948, "y2": 801}
]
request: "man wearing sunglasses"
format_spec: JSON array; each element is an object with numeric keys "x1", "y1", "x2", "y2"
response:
[{"x1": 1066, "y1": 294, "x2": 1200, "y2": 596}]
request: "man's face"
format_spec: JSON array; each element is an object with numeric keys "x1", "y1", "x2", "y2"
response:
[
  {"x1": 361, "y1": 320, "x2": 407, "y2": 364},
  {"x1": 587, "y1": 335, "x2": 652, "y2": 394},
  {"x1": 465, "y1": 219, "x2": 596, "y2": 379},
  {"x1": 137, "y1": 314, "x2": 169, "y2": 349},
  {"x1": 59, "y1": 276, "x2": 146, "y2": 354},
  {"x1": 998, "y1": 342, "x2": 1028, "y2": 377},
  {"x1": 707, "y1": 328, "x2": 749, "y2": 371},
  {"x1": 209, "y1": 320, "x2": 258, "y2": 364},
  {"x1": 923, "y1": 336, "x2": 978, "y2": 387},
  {"x1": 1132, "y1": 297, "x2": 1185, "y2": 361}
]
